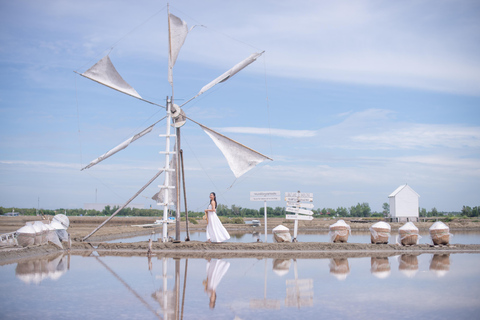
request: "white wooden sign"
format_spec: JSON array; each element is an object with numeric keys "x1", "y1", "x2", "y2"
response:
[
  {"x1": 250, "y1": 191, "x2": 281, "y2": 202},
  {"x1": 286, "y1": 202, "x2": 314, "y2": 209},
  {"x1": 286, "y1": 207, "x2": 313, "y2": 215},
  {"x1": 285, "y1": 192, "x2": 313, "y2": 198},
  {"x1": 286, "y1": 214, "x2": 313, "y2": 221},
  {"x1": 285, "y1": 197, "x2": 313, "y2": 202}
]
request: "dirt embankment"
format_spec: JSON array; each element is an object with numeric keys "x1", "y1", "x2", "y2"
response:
[
  {"x1": 1, "y1": 216, "x2": 480, "y2": 263},
  {"x1": 2, "y1": 216, "x2": 479, "y2": 242}
]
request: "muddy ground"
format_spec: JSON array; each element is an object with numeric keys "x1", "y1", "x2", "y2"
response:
[{"x1": 1, "y1": 215, "x2": 480, "y2": 264}]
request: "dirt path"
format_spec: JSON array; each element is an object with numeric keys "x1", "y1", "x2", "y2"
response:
[{"x1": 2, "y1": 216, "x2": 479, "y2": 263}]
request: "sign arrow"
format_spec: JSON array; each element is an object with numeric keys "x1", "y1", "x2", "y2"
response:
[
  {"x1": 285, "y1": 214, "x2": 313, "y2": 221},
  {"x1": 286, "y1": 202, "x2": 314, "y2": 209}
]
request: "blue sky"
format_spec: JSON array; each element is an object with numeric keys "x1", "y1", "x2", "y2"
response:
[{"x1": 1, "y1": 0, "x2": 479, "y2": 213}]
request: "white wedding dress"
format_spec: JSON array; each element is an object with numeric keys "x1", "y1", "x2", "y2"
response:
[{"x1": 206, "y1": 204, "x2": 230, "y2": 242}]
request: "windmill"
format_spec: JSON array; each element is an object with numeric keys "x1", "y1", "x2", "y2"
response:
[{"x1": 77, "y1": 8, "x2": 272, "y2": 242}]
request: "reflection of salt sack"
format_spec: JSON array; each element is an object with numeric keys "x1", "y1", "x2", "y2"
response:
[
  {"x1": 398, "y1": 222, "x2": 419, "y2": 246},
  {"x1": 17, "y1": 224, "x2": 36, "y2": 247},
  {"x1": 329, "y1": 258, "x2": 350, "y2": 281},
  {"x1": 370, "y1": 221, "x2": 391, "y2": 244},
  {"x1": 429, "y1": 221, "x2": 451, "y2": 245},
  {"x1": 398, "y1": 254, "x2": 419, "y2": 278},
  {"x1": 15, "y1": 253, "x2": 67, "y2": 285},
  {"x1": 370, "y1": 257, "x2": 391, "y2": 279},
  {"x1": 273, "y1": 225, "x2": 291, "y2": 243},
  {"x1": 329, "y1": 220, "x2": 351, "y2": 243},
  {"x1": 272, "y1": 259, "x2": 291, "y2": 276},
  {"x1": 429, "y1": 254, "x2": 450, "y2": 277},
  {"x1": 52, "y1": 214, "x2": 70, "y2": 229}
]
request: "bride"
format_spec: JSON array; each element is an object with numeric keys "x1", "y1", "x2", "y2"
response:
[{"x1": 205, "y1": 192, "x2": 230, "y2": 243}]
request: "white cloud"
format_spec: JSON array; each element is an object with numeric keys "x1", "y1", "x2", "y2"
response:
[
  {"x1": 317, "y1": 109, "x2": 480, "y2": 150},
  {"x1": 217, "y1": 127, "x2": 316, "y2": 138}
]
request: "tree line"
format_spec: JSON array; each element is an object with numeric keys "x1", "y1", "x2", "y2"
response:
[{"x1": 2, "y1": 203, "x2": 477, "y2": 218}]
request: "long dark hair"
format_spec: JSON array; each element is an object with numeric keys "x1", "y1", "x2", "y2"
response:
[{"x1": 210, "y1": 192, "x2": 217, "y2": 209}]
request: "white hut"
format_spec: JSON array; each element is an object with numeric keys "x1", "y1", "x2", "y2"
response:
[{"x1": 388, "y1": 184, "x2": 419, "y2": 222}]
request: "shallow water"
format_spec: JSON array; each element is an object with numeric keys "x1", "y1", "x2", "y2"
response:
[
  {"x1": 108, "y1": 230, "x2": 480, "y2": 244},
  {"x1": 1, "y1": 252, "x2": 479, "y2": 319}
]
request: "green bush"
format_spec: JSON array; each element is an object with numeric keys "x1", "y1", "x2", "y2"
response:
[
  {"x1": 188, "y1": 217, "x2": 198, "y2": 225},
  {"x1": 219, "y1": 216, "x2": 230, "y2": 224},
  {"x1": 231, "y1": 217, "x2": 244, "y2": 224}
]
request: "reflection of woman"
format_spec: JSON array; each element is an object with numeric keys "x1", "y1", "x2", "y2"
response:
[
  {"x1": 205, "y1": 192, "x2": 230, "y2": 243},
  {"x1": 203, "y1": 259, "x2": 230, "y2": 309}
]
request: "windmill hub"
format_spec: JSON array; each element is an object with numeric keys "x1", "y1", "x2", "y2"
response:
[{"x1": 171, "y1": 104, "x2": 186, "y2": 128}]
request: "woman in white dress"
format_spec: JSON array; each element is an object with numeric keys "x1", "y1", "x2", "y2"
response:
[{"x1": 205, "y1": 192, "x2": 230, "y2": 243}]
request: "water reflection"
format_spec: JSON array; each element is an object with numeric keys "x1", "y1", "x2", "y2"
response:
[
  {"x1": 371, "y1": 257, "x2": 391, "y2": 279},
  {"x1": 15, "y1": 252, "x2": 70, "y2": 285},
  {"x1": 204, "y1": 259, "x2": 230, "y2": 309},
  {"x1": 430, "y1": 254, "x2": 451, "y2": 277},
  {"x1": 329, "y1": 258, "x2": 350, "y2": 281},
  {"x1": 285, "y1": 259, "x2": 314, "y2": 307},
  {"x1": 272, "y1": 259, "x2": 291, "y2": 276},
  {"x1": 3, "y1": 252, "x2": 479, "y2": 319},
  {"x1": 250, "y1": 259, "x2": 281, "y2": 309},
  {"x1": 398, "y1": 254, "x2": 419, "y2": 278}
]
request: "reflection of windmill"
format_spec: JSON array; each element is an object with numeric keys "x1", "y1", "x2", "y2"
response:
[{"x1": 79, "y1": 6, "x2": 272, "y2": 242}]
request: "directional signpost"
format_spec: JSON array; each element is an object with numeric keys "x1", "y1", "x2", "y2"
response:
[
  {"x1": 250, "y1": 191, "x2": 281, "y2": 242},
  {"x1": 285, "y1": 191, "x2": 314, "y2": 241}
]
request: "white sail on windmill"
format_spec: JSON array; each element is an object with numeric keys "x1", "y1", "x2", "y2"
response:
[{"x1": 77, "y1": 9, "x2": 272, "y2": 242}]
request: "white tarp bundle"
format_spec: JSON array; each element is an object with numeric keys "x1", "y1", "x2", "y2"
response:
[
  {"x1": 328, "y1": 220, "x2": 351, "y2": 243},
  {"x1": 16, "y1": 224, "x2": 36, "y2": 247},
  {"x1": 201, "y1": 126, "x2": 271, "y2": 178},
  {"x1": 369, "y1": 221, "x2": 391, "y2": 244},
  {"x1": 52, "y1": 214, "x2": 70, "y2": 229},
  {"x1": 272, "y1": 225, "x2": 291, "y2": 243},
  {"x1": 32, "y1": 221, "x2": 47, "y2": 245},
  {"x1": 45, "y1": 224, "x2": 63, "y2": 249},
  {"x1": 50, "y1": 214, "x2": 70, "y2": 242},
  {"x1": 429, "y1": 221, "x2": 452, "y2": 245},
  {"x1": 168, "y1": 13, "x2": 188, "y2": 85},
  {"x1": 397, "y1": 222, "x2": 421, "y2": 245},
  {"x1": 82, "y1": 124, "x2": 155, "y2": 170},
  {"x1": 82, "y1": 55, "x2": 141, "y2": 99}
]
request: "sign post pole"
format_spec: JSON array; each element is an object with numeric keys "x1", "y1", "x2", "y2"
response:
[
  {"x1": 264, "y1": 200, "x2": 267, "y2": 243},
  {"x1": 250, "y1": 191, "x2": 281, "y2": 243}
]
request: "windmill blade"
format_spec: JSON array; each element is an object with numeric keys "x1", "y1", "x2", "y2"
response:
[
  {"x1": 168, "y1": 13, "x2": 188, "y2": 86},
  {"x1": 81, "y1": 118, "x2": 165, "y2": 171},
  {"x1": 180, "y1": 51, "x2": 264, "y2": 108},
  {"x1": 75, "y1": 55, "x2": 165, "y2": 108},
  {"x1": 187, "y1": 116, "x2": 272, "y2": 178}
]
